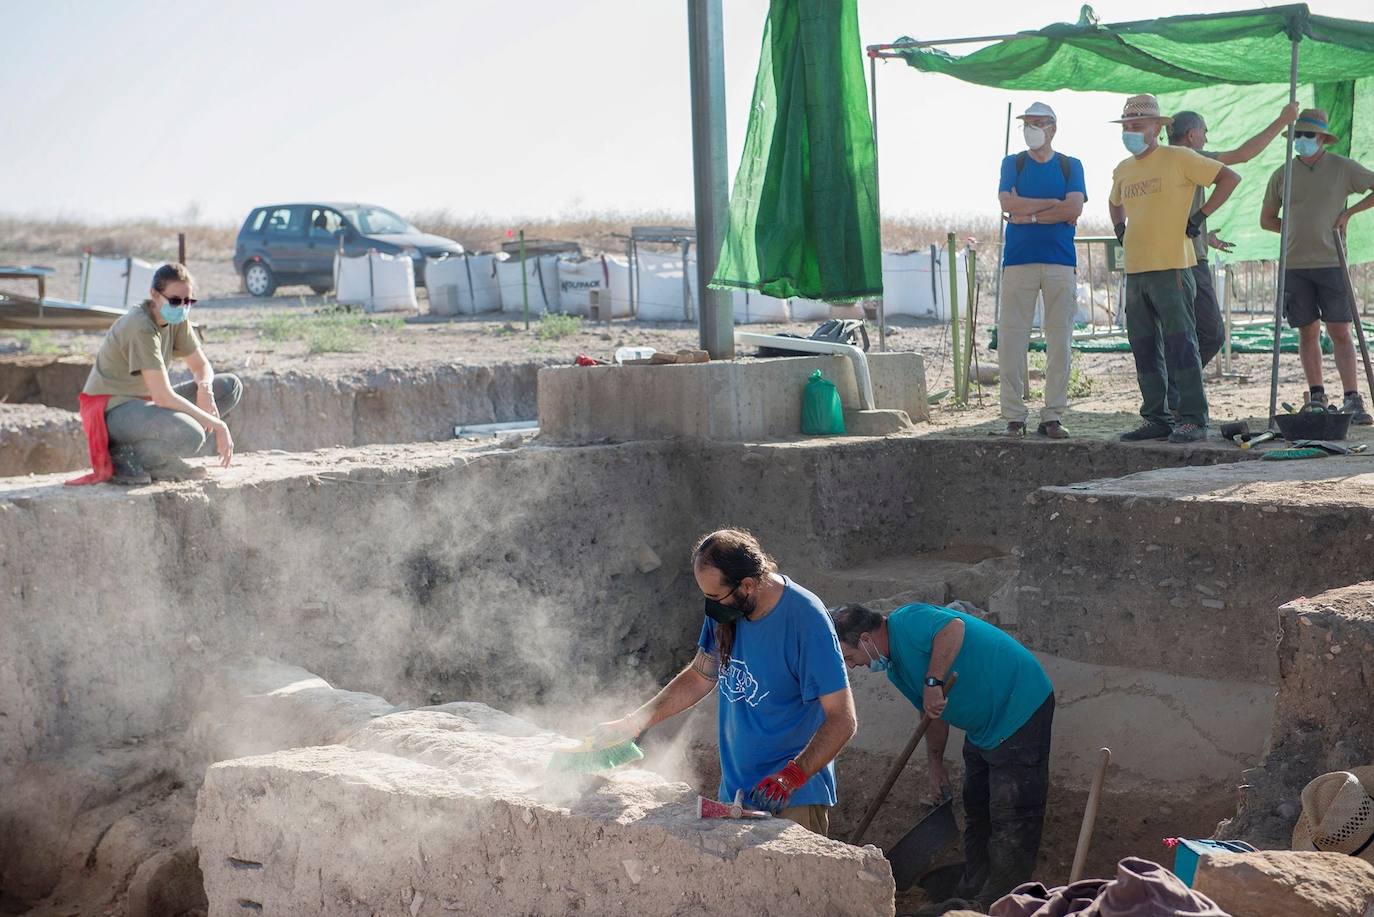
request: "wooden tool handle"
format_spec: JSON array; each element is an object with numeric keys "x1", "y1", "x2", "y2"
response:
[
  {"x1": 1069, "y1": 747, "x2": 1112, "y2": 883},
  {"x1": 848, "y1": 672, "x2": 958, "y2": 846}
]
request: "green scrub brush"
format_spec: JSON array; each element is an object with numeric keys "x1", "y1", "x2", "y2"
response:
[{"x1": 546, "y1": 736, "x2": 644, "y2": 773}]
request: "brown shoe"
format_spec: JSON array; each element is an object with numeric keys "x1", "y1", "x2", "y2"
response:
[
  {"x1": 997, "y1": 421, "x2": 1026, "y2": 437},
  {"x1": 1037, "y1": 420, "x2": 1069, "y2": 439}
]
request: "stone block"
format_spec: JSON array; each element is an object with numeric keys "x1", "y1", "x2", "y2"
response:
[
  {"x1": 1193, "y1": 850, "x2": 1374, "y2": 917},
  {"x1": 193, "y1": 704, "x2": 895, "y2": 917}
]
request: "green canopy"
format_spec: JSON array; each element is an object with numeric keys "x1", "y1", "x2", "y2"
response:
[
  {"x1": 710, "y1": 0, "x2": 883, "y2": 302},
  {"x1": 880, "y1": 4, "x2": 1374, "y2": 264}
]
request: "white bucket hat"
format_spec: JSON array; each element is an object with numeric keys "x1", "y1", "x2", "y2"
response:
[
  {"x1": 1016, "y1": 101, "x2": 1057, "y2": 122},
  {"x1": 1291, "y1": 766, "x2": 1374, "y2": 863}
]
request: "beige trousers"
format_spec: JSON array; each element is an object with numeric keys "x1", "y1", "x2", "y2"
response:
[
  {"x1": 999, "y1": 263, "x2": 1077, "y2": 424},
  {"x1": 779, "y1": 804, "x2": 830, "y2": 836}
]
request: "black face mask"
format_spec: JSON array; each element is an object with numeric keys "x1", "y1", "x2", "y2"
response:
[{"x1": 704, "y1": 596, "x2": 745, "y2": 624}]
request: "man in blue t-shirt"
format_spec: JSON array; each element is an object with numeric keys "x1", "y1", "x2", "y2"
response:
[
  {"x1": 997, "y1": 102, "x2": 1088, "y2": 439},
  {"x1": 598, "y1": 529, "x2": 856, "y2": 836},
  {"x1": 831, "y1": 602, "x2": 1054, "y2": 912}
]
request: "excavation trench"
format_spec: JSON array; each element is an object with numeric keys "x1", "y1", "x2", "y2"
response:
[{"x1": 3, "y1": 433, "x2": 1368, "y2": 915}]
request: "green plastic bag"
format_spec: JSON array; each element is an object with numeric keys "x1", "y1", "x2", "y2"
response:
[{"x1": 802, "y1": 369, "x2": 845, "y2": 436}]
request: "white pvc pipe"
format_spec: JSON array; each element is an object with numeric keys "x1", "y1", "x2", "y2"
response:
[
  {"x1": 454, "y1": 420, "x2": 538, "y2": 437},
  {"x1": 735, "y1": 332, "x2": 876, "y2": 410}
]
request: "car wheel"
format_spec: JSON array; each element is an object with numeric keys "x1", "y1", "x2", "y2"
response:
[
  {"x1": 244, "y1": 262, "x2": 276, "y2": 298},
  {"x1": 310, "y1": 284, "x2": 332, "y2": 296}
]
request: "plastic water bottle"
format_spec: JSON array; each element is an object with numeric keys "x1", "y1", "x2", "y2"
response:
[{"x1": 615, "y1": 346, "x2": 657, "y2": 364}]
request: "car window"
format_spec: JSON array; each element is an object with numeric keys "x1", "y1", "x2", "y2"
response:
[
  {"x1": 265, "y1": 207, "x2": 300, "y2": 235},
  {"x1": 248, "y1": 209, "x2": 267, "y2": 232},
  {"x1": 309, "y1": 208, "x2": 343, "y2": 238},
  {"x1": 343, "y1": 206, "x2": 415, "y2": 235}
]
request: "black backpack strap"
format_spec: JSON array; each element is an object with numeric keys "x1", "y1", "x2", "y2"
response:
[
  {"x1": 1015, "y1": 151, "x2": 1073, "y2": 195},
  {"x1": 1013, "y1": 151, "x2": 1028, "y2": 192},
  {"x1": 1056, "y1": 153, "x2": 1071, "y2": 185}
]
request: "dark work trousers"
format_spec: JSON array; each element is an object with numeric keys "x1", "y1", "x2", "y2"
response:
[
  {"x1": 1167, "y1": 260, "x2": 1225, "y2": 412},
  {"x1": 106, "y1": 374, "x2": 242, "y2": 472},
  {"x1": 1125, "y1": 268, "x2": 1208, "y2": 428},
  {"x1": 956, "y1": 692, "x2": 1055, "y2": 906}
]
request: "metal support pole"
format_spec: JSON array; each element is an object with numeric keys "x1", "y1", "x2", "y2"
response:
[
  {"x1": 519, "y1": 229, "x2": 529, "y2": 331},
  {"x1": 948, "y1": 232, "x2": 962, "y2": 400},
  {"x1": 687, "y1": 0, "x2": 733, "y2": 358},
  {"x1": 1223, "y1": 262, "x2": 1234, "y2": 374},
  {"x1": 870, "y1": 53, "x2": 886, "y2": 352},
  {"x1": 1336, "y1": 229, "x2": 1374, "y2": 401},
  {"x1": 1268, "y1": 39, "x2": 1300, "y2": 429},
  {"x1": 177, "y1": 232, "x2": 186, "y2": 266}
]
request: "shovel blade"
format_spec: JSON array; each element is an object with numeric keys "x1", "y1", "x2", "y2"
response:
[{"x1": 885, "y1": 799, "x2": 960, "y2": 891}]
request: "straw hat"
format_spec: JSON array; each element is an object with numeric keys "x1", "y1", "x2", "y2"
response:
[
  {"x1": 1291, "y1": 766, "x2": 1374, "y2": 863},
  {"x1": 1016, "y1": 101, "x2": 1057, "y2": 122},
  {"x1": 1286, "y1": 107, "x2": 1340, "y2": 144},
  {"x1": 1111, "y1": 94, "x2": 1173, "y2": 126}
]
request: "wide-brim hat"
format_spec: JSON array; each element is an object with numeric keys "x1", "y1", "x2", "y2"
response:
[
  {"x1": 1291, "y1": 765, "x2": 1374, "y2": 863},
  {"x1": 1111, "y1": 93, "x2": 1172, "y2": 126},
  {"x1": 1285, "y1": 107, "x2": 1340, "y2": 144}
]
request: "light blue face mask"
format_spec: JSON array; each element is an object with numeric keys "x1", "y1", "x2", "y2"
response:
[
  {"x1": 1295, "y1": 137, "x2": 1320, "y2": 158},
  {"x1": 1122, "y1": 131, "x2": 1149, "y2": 155},
  {"x1": 159, "y1": 303, "x2": 188, "y2": 325},
  {"x1": 861, "y1": 635, "x2": 890, "y2": 673}
]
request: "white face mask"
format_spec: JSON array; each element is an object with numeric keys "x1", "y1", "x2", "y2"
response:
[
  {"x1": 1023, "y1": 125, "x2": 1048, "y2": 150},
  {"x1": 1295, "y1": 137, "x2": 1321, "y2": 158}
]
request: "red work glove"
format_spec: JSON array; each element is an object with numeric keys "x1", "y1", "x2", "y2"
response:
[{"x1": 747, "y1": 760, "x2": 808, "y2": 814}]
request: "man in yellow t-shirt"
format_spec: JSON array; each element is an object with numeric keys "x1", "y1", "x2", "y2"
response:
[{"x1": 1108, "y1": 94, "x2": 1240, "y2": 444}]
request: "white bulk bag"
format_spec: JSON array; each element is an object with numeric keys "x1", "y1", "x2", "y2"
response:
[
  {"x1": 426, "y1": 253, "x2": 503, "y2": 315},
  {"x1": 334, "y1": 250, "x2": 417, "y2": 313},
  {"x1": 880, "y1": 249, "x2": 967, "y2": 321},
  {"x1": 634, "y1": 249, "x2": 695, "y2": 322},
  {"x1": 497, "y1": 255, "x2": 561, "y2": 314},
  {"x1": 79, "y1": 255, "x2": 157, "y2": 308},
  {"x1": 557, "y1": 256, "x2": 617, "y2": 317},
  {"x1": 789, "y1": 299, "x2": 833, "y2": 322},
  {"x1": 731, "y1": 289, "x2": 791, "y2": 324}
]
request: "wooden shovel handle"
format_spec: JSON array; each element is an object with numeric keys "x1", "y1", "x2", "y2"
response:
[
  {"x1": 1069, "y1": 747, "x2": 1112, "y2": 883},
  {"x1": 849, "y1": 672, "x2": 958, "y2": 846}
]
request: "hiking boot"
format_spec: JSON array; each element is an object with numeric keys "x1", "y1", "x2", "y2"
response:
[
  {"x1": 1037, "y1": 420, "x2": 1069, "y2": 439},
  {"x1": 1168, "y1": 423, "x2": 1207, "y2": 444},
  {"x1": 1120, "y1": 421, "x2": 1172, "y2": 442},
  {"x1": 1341, "y1": 392, "x2": 1374, "y2": 425},
  {"x1": 148, "y1": 458, "x2": 210, "y2": 482},
  {"x1": 110, "y1": 448, "x2": 151, "y2": 486},
  {"x1": 1305, "y1": 389, "x2": 1330, "y2": 409},
  {"x1": 996, "y1": 421, "x2": 1026, "y2": 437}
]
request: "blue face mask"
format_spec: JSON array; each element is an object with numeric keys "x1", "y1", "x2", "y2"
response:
[
  {"x1": 1122, "y1": 131, "x2": 1149, "y2": 155},
  {"x1": 159, "y1": 303, "x2": 188, "y2": 325},
  {"x1": 861, "y1": 635, "x2": 890, "y2": 673},
  {"x1": 1295, "y1": 137, "x2": 1320, "y2": 158}
]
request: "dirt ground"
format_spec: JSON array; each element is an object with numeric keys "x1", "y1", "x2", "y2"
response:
[{"x1": 4, "y1": 248, "x2": 1373, "y2": 450}]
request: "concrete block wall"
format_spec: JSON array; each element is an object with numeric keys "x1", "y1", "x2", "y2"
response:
[{"x1": 537, "y1": 351, "x2": 928, "y2": 444}]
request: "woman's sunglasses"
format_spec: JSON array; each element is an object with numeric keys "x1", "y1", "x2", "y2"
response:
[{"x1": 164, "y1": 296, "x2": 198, "y2": 306}]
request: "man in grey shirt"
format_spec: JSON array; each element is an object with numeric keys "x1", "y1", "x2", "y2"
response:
[{"x1": 1166, "y1": 102, "x2": 1298, "y2": 414}]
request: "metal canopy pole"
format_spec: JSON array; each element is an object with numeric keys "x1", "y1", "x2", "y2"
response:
[
  {"x1": 1267, "y1": 38, "x2": 1301, "y2": 429},
  {"x1": 869, "y1": 52, "x2": 886, "y2": 351},
  {"x1": 687, "y1": 0, "x2": 733, "y2": 358},
  {"x1": 993, "y1": 101, "x2": 1011, "y2": 323}
]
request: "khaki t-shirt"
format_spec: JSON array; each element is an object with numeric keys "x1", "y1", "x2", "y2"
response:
[
  {"x1": 1110, "y1": 145, "x2": 1223, "y2": 274},
  {"x1": 82, "y1": 306, "x2": 200, "y2": 408},
  {"x1": 1263, "y1": 152, "x2": 1374, "y2": 269}
]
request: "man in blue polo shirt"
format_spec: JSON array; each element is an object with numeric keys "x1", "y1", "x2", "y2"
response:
[
  {"x1": 998, "y1": 102, "x2": 1088, "y2": 439},
  {"x1": 599, "y1": 529, "x2": 856, "y2": 835},
  {"x1": 832, "y1": 602, "x2": 1054, "y2": 912}
]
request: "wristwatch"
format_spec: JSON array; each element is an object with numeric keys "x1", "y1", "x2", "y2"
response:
[{"x1": 924, "y1": 676, "x2": 945, "y2": 688}]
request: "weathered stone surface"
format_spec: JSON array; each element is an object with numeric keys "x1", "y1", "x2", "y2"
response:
[
  {"x1": 193, "y1": 704, "x2": 895, "y2": 917},
  {"x1": 1193, "y1": 850, "x2": 1374, "y2": 917},
  {"x1": 0, "y1": 402, "x2": 84, "y2": 475},
  {"x1": 1219, "y1": 582, "x2": 1374, "y2": 848}
]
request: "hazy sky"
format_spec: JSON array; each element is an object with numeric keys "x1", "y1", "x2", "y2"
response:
[{"x1": 2, "y1": 0, "x2": 1369, "y2": 227}]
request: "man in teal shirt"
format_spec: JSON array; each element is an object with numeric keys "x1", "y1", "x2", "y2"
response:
[{"x1": 831, "y1": 602, "x2": 1054, "y2": 912}]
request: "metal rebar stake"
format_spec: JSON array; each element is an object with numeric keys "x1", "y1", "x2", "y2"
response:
[{"x1": 1267, "y1": 39, "x2": 1300, "y2": 429}]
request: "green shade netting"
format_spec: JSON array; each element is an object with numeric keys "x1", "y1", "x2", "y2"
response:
[
  {"x1": 889, "y1": 4, "x2": 1374, "y2": 264},
  {"x1": 711, "y1": 0, "x2": 882, "y2": 301},
  {"x1": 988, "y1": 321, "x2": 1370, "y2": 354}
]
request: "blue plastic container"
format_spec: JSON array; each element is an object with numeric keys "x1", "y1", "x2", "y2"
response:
[{"x1": 1172, "y1": 839, "x2": 1257, "y2": 886}]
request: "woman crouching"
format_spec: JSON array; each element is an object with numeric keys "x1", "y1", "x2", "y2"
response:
[{"x1": 77, "y1": 263, "x2": 240, "y2": 484}]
